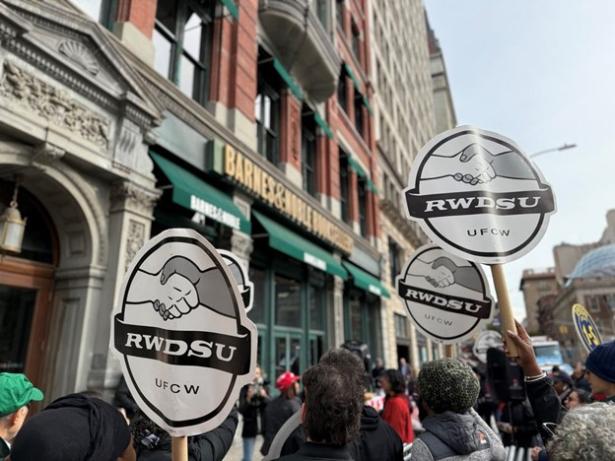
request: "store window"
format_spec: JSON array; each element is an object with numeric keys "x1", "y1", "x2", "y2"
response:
[
  {"x1": 256, "y1": 50, "x2": 283, "y2": 165},
  {"x1": 337, "y1": 68, "x2": 348, "y2": 113},
  {"x1": 275, "y1": 274, "x2": 302, "y2": 328},
  {"x1": 336, "y1": 0, "x2": 345, "y2": 32},
  {"x1": 346, "y1": 290, "x2": 381, "y2": 360},
  {"x1": 358, "y1": 178, "x2": 367, "y2": 237},
  {"x1": 388, "y1": 238, "x2": 401, "y2": 284},
  {"x1": 249, "y1": 266, "x2": 267, "y2": 325},
  {"x1": 354, "y1": 92, "x2": 364, "y2": 136},
  {"x1": 153, "y1": 0, "x2": 214, "y2": 104},
  {"x1": 301, "y1": 110, "x2": 318, "y2": 197},
  {"x1": 394, "y1": 313, "x2": 408, "y2": 339},
  {"x1": 339, "y1": 150, "x2": 350, "y2": 224}
]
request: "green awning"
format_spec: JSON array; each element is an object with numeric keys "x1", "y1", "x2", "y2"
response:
[
  {"x1": 314, "y1": 112, "x2": 334, "y2": 140},
  {"x1": 347, "y1": 156, "x2": 367, "y2": 178},
  {"x1": 344, "y1": 63, "x2": 361, "y2": 91},
  {"x1": 253, "y1": 211, "x2": 347, "y2": 279},
  {"x1": 219, "y1": 0, "x2": 239, "y2": 19},
  {"x1": 343, "y1": 262, "x2": 390, "y2": 298},
  {"x1": 366, "y1": 178, "x2": 378, "y2": 194},
  {"x1": 362, "y1": 95, "x2": 373, "y2": 115},
  {"x1": 274, "y1": 59, "x2": 303, "y2": 100},
  {"x1": 151, "y1": 152, "x2": 251, "y2": 233}
]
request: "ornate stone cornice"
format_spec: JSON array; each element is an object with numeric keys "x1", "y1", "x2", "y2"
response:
[
  {"x1": 110, "y1": 181, "x2": 161, "y2": 215},
  {"x1": 380, "y1": 198, "x2": 427, "y2": 248}
]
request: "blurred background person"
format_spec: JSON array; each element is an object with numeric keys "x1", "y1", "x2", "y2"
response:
[
  {"x1": 563, "y1": 389, "x2": 592, "y2": 411},
  {"x1": 570, "y1": 362, "x2": 591, "y2": 392},
  {"x1": 239, "y1": 366, "x2": 269, "y2": 461},
  {"x1": 371, "y1": 358, "x2": 385, "y2": 392},
  {"x1": 380, "y1": 369, "x2": 413, "y2": 444}
]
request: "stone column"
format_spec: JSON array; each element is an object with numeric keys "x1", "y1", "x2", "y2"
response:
[
  {"x1": 332, "y1": 275, "x2": 345, "y2": 347},
  {"x1": 409, "y1": 323, "x2": 420, "y2": 376},
  {"x1": 87, "y1": 181, "x2": 159, "y2": 392},
  {"x1": 426, "y1": 338, "x2": 434, "y2": 361}
]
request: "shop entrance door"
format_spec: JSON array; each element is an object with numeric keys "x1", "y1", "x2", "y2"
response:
[
  {"x1": 0, "y1": 257, "x2": 54, "y2": 386},
  {"x1": 273, "y1": 331, "x2": 303, "y2": 381}
]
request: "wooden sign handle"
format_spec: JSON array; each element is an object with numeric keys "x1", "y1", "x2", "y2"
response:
[
  {"x1": 490, "y1": 264, "x2": 519, "y2": 358},
  {"x1": 172, "y1": 436, "x2": 188, "y2": 461}
]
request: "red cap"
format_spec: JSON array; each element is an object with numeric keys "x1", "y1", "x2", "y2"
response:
[{"x1": 276, "y1": 371, "x2": 299, "y2": 391}]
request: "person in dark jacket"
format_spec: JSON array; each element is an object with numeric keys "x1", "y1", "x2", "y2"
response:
[
  {"x1": 274, "y1": 363, "x2": 362, "y2": 461},
  {"x1": 570, "y1": 362, "x2": 591, "y2": 392},
  {"x1": 380, "y1": 369, "x2": 414, "y2": 444},
  {"x1": 371, "y1": 358, "x2": 385, "y2": 390},
  {"x1": 496, "y1": 398, "x2": 539, "y2": 450},
  {"x1": 410, "y1": 359, "x2": 506, "y2": 461},
  {"x1": 131, "y1": 407, "x2": 238, "y2": 461},
  {"x1": 261, "y1": 372, "x2": 303, "y2": 457},
  {"x1": 239, "y1": 366, "x2": 270, "y2": 461},
  {"x1": 113, "y1": 376, "x2": 140, "y2": 423}
]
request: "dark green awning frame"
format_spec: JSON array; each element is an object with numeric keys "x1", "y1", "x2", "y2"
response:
[
  {"x1": 362, "y1": 94, "x2": 373, "y2": 115},
  {"x1": 314, "y1": 112, "x2": 334, "y2": 140},
  {"x1": 219, "y1": 0, "x2": 239, "y2": 19},
  {"x1": 274, "y1": 58, "x2": 304, "y2": 100},
  {"x1": 343, "y1": 262, "x2": 390, "y2": 298},
  {"x1": 366, "y1": 178, "x2": 378, "y2": 194},
  {"x1": 344, "y1": 63, "x2": 361, "y2": 91},
  {"x1": 151, "y1": 152, "x2": 251, "y2": 233},
  {"x1": 347, "y1": 156, "x2": 367, "y2": 178},
  {"x1": 253, "y1": 211, "x2": 347, "y2": 279}
]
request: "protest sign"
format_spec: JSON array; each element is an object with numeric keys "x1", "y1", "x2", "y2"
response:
[
  {"x1": 111, "y1": 228, "x2": 257, "y2": 456},
  {"x1": 572, "y1": 303, "x2": 603, "y2": 353},
  {"x1": 396, "y1": 244, "x2": 494, "y2": 344}
]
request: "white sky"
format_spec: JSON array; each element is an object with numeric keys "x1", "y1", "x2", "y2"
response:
[{"x1": 423, "y1": 1, "x2": 615, "y2": 319}]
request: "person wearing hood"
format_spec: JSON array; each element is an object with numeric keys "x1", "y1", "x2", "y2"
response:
[
  {"x1": 8, "y1": 393, "x2": 135, "y2": 461},
  {"x1": 410, "y1": 359, "x2": 506, "y2": 461}
]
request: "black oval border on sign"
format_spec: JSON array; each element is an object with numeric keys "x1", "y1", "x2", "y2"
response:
[
  {"x1": 121, "y1": 235, "x2": 242, "y2": 428},
  {"x1": 414, "y1": 129, "x2": 548, "y2": 259},
  {"x1": 400, "y1": 246, "x2": 489, "y2": 341}
]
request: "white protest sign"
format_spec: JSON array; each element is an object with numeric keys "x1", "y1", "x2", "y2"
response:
[
  {"x1": 111, "y1": 229, "x2": 257, "y2": 436},
  {"x1": 473, "y1": 330, "x2": 503, "y2": 363},
  {"x1": 396, "y1": 244, "x2": 494, "y2": 344},
  {"x1": 403, "y1": 126, "x2": 556, "y2": 264},
  {"x1": 219, "y1": 249, "x2": 254, "y2": 312}
]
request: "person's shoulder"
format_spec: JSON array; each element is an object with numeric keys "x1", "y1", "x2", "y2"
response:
[{"x1": 410, "y1": 438, "x2": 434, "y2": 460}]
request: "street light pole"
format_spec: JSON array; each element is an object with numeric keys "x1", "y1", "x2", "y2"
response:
[{"x1": 530, "y1": 143, "x2": 577, "y2": 159}]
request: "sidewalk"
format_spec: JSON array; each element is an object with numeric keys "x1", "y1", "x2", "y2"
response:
[{"x1": 224, "y1": 419, "x2": 264, "y2": 461}]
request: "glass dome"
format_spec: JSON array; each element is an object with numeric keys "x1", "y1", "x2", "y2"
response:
[{"x1": 567, "y1": 244, "x2": 615, "y2": 284}]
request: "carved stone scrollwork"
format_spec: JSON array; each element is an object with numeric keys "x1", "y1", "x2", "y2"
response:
[
  {"x1": 124, "y1": 219, "x2": 145, "y2": 272},
  {"x1": 0, "y1": 61, "x2": 111, "y2": 148},
  {"x1": 110, "y1": 181, "x2": 160, "y2": 216},
  {"x1": 31, "y1": 141, "x2": 65, "y2": 166},
  {"x1": 58, "y1": 40, "x2": 100, "y2": 76}
]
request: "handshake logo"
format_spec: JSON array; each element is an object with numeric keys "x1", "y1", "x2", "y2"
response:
[
  {"x1": 404, "y1": 126, "x2": 556, "y2": 264},
  {"x1": 396, "y1": 245, "x2": 494, "y2": 343},
  {"x1": 111, "y1": 229, "x2": 256, "y2": 436}
]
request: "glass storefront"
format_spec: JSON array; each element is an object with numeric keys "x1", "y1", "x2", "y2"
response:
[{"x1": 344, "y1": 289, "x2": 381, "y2": 362}]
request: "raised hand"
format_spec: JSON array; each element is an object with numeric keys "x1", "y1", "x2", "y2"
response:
[{"x1": 453, "y1": 144, "x2": 496, "y2": 185}]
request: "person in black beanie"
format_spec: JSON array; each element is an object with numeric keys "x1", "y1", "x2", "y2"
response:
[
  {"x1": 584, "y1": 341, "x2": 615, "y2": 402},
  {"x1": 8, "y1": 393, "x2": 135, "y2": 461}
]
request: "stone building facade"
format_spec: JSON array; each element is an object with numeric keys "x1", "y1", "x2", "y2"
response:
[{"x1": 0, "y1": 0, "x2": 399, "y2": 399}]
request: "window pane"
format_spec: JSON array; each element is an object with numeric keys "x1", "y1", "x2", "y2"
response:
[
  {"x1": 275, "y1": 336, "x2": 287, "y2": 379},
  {"x1": 255, "y1": 94, "x2": 262, "y2": 121},
  {"x1": 309, "y1": 336, "x2": 324, "y2": 366},
  {"x1": 266, "y1": 132, "x2": 278, "y2": 164},
  {"x1": 0, "y1": 285, "x2": 36, "y2": 373},
  {"x1": 275, "y1": 275, "x2": 301, "y2": 328},
  {"x1": 349, "y1": 296, "x2": 363, "y2": 342},
  {"x1": 75, "y1": 0, "x2": 102, "y2": 21},
  {"x1": 290, "y1": 337, "x2": 301, "y2": 376},
  {"x1": 179, "y1": 55, "x2": 196, "y2": 97},
  {"x1": 183, "y1": 11, "x2": 203, "y2": 59},
  {"x1": 264, "y1": 95, "x2": 272, "y2": 130},
  {"x1": 153, "y1": 28, "x2": 173, "y2": 78},
  {"x1": 308, "y1": 285, "x2": 324, "y2": 330},
  {"x1": 156, "y1": 0, "x2": 178, "y2": 33},
  {"x1": 249, "y1": 267, "x2": 266, "y2": 325}
]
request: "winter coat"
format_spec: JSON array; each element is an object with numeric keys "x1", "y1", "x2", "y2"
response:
[
  {"x1": 0, "y1": 437, "x2": 9, "y2": 461},
  {"x1": 348, "y1": 406, "x2": 403, "y2": 461},
  {"x1": 275, "y1": 442, "x2": 352, "y2": 461},
  {"x1": 261, "y1": 395, "x2": 304, "y2": 456},
  {"x1": 498, "y1": 400, "x2": 539, "y2": 448},
  {"x1": 382, "y1": 394, "x2": 414, "y2": 443},
  {"x1": 525, "y1": 376, "x2": 562, "y2": 443},
  {"x1": 238, "y1": 384, "x2": 269, "y2": 438},
  {"x1": 410, "y1": 408, "x2": 506, "y2": 461},
  {"x1": 137, "y1": 409, "x2": 237, "y2": 461}
]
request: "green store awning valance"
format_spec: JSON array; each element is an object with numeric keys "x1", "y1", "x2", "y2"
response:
[
  {"x1": 362, "y1": 94, "x2": 373, "y2": 115},
  {"x1": 366, "y1": 178, "x2": 378, "y2": 194},
  {"x1": 151, "y1": 152, "x2": 251, "y2": 233},
  {"x1": 219, "y1": 0, "x2": 239, "y2": 19},
  {"x1": 344, "y1": 63, "x2": 361, "y2": 91},
  {"x1": 343, "y1": 262, "x2": 390, "y2": 298},
  {"x1": 253, "y1": 211, "x2": 347, "y2": 279},
  {"x1": 314, "y1": 111, "x2": 334, "y2": 140},
  {"x1": 347, "y1": 156, "x2": 367, "y2": 178},
  {"x1": 274, "y1": 58, "x2": 304, "y2": 100}
]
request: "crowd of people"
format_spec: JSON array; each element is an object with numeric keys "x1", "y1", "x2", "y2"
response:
[{"x1": 0, "y1": 324, "x2": 614, "y2": 461}]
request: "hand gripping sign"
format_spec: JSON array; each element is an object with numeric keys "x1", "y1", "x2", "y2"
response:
[
  {"x1": 572, "y1": 304, "x2": 603, "y2": 353},
  {"x1": 404, "y1": 126, "x2": 556, "y2": 264},
  {"x1": 396, "y1": 244, "x2": 494, "y2": 344},
  {"x1": 110, "y1": 229, "x2": 257, "y2": 439}
]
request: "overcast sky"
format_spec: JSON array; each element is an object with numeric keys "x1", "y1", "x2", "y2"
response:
[{"x1": 423, "y1": 1, "x2": 615, "y2": 319}]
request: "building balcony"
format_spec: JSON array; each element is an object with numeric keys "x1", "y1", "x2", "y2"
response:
[{"x1": 259, "y1": 0, "x2": 341, "y2": 102}]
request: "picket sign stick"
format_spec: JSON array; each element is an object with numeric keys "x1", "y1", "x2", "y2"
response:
[
  {"x1": 490, "y1": 264, "x2": 519, "y2": 357},
  {"x1": 172, "y1": 436, "x2": 188, "y2": 461}
]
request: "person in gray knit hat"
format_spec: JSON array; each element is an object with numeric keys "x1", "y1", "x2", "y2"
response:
[{"x1": 410, "y1": 359, "x2": 506, "y2": 461}]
